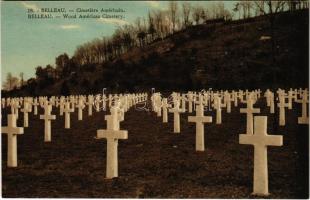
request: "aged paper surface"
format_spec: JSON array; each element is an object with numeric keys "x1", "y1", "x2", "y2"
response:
[{"x1": 1, "y1": 1, "x2": 309, "y2": 198}]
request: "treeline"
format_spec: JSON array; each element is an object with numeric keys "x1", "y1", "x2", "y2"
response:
[
  {"x1": 72, "y1": 0, "x2": 309, "y2": 66},
  {"x1": 2, "y1": 0, "x2": 309, "y2": 94},
  {"x1": 73, "y1": 1, "x2": 231, "y2": 66}
]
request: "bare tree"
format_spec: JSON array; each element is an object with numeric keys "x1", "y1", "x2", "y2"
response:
[
  {"x1": 182, "y1": 2, "x2": 192, "y2": 28},
  {"x1": 153, "y1": 10, "x2": 164, "y2": 39},
  {"x1": 161, "y1": 10, "x2": 171, "y2": 37},
  {"x1": 7, "y1": 72, "x2": 13, "y2": 90},
  {"x1": 238, "y1": 1, "x2": 253, "y2": 19},
  {"x1": 233, "y1": 3, "x2": 241, "y2": 19},
  {"x1": 255, "y1": 0, "x2": 286, "y2": 60},
  {"x1": 135, "y1": 17, "x2": 142, "y2": 32},
  {"x1": 168, "y1": 1, "x2": 178, "y2": 33},
  {"x1": 19, "y1": 72, "x2": 24, "y2": 87},
  {"x1": 301, "y1": 0, "x2": 309, "y2": 9},
  {"x1": 255, "y1": 0, "x2": 286, "y2": 86},
  {"x1": 286, "y1": 0, "x2": 308, "y2": 11},
  {"x1": 147, "y1": 11, "x2": 156, "y2": 41},
  {"x1": 209, "y1": 1, "x2": 225, "y2": 19},
  {"x1": 3, "y1": 72, "x2": 20, "y2": 91},
  {"x1": 216, "y1": 1, "x2": 225, "y2": 18},
  {"x1": 254, "y1": 1, "x2": 265, "y2": 16},
  {"x1": 255, "y1": 0, "x2": 286, "y2": 15},
  {"x1": 192, "y1": 6, "x2": 204, "y2": 25},
  {"x1": 223, "y1": 9, "x2": 233, "y2": 21}
]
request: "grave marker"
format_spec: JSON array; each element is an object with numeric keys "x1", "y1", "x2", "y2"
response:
[
  {"x1": 240, "y1": 96, "x2": 261, "y2": 134},
  {"x1": 239, "y1": 116, "x2": 283, "y2": 196},
  {"x1": 277, "y1": 92, "x2": 289, "y2": 126},
  {"x1": 213, "y1": 95, "x2": 222, "y2": 124},
  {"x1": 40, "y1": 103, "x2": 56, "y2": 142},
  {"x1": 64, "y1": 102, "x2": 74, "y2": 129},
  {"x1": 1, "y1": 114, "x2": 24, "y2": 167},
  {"x1": 162, "y1": 98, "x2": 170, "y2": 123},
  {"x1": 33, "y1": 98, "x2": 40, "y2": 115},
  {"x1": 96, "y1": 106, "x2": 128, "y2": 179},
  {"x1": 296, "y1": 91, "x2": 309, "y2": 124},
  {"x1": 187, "y1": 93, "x2": 194, "y2": 113},
  {"x1": 188, "y1": 104, "x2": 212, "y2": 151},
  {"x1": 20, "y1": 101, "x2": 31, "y2": 127},
  {"x1": 86, "y1": 95, "x2": 94, "y2": 116},
  {"x1": 76, "y1": 98, "x2": 85, "y2": 120},
  {"x1": 169, "y1": 100, "x2": 185, "y2": 133}
]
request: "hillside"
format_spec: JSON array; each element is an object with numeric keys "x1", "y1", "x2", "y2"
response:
[{"x1": 4, "y1": 9, "x2": 309, "y2": 96}]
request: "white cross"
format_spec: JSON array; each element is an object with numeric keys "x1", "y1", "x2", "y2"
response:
[
  {"x1": 287, "y1": 89, "x2": 295, "y2": 110},
  {"x1": 239, "y1": 116, "x2": 283, "y2": 196},
  {"x1": 11, "y1": 100, "x2": 20, "y2": 119},
  {"x1": 95, "y1": 95, "x2": 101, "y2": 112},
  {"x1": 40, "y1": 103, "x2": 56, "y2": 142},
  {"x1": 239, "y1": 91, "x2": 247, "y2": 104},
  {"x1": 6, "y1": 98, "x2": 11, "y2": 107},
  {"x1": 108, "y1": 95, "x2": 113, "y2": 108},
  {"x1": 169, "y1": 100, "x2": 185, "y2": 133},
  {"x1": 196, "y1": 95, "x2": 205, "y2": 107},
  {"x1": 76, "y1": 98, "x2": 85, "y2": 120},
  {"x1": 21, "y1": 101, "x2": 31, "y2": 127},
  {"x1": 264, "y1": 89, "x2": 272, "y2": 107},
  {"x1": 59, "y1": 98, "x2": 65, "y2": 116},
  {"x1": 49, "y1": 96, "x2": 56, "y2": 106},
  {"x1": 1, "y1": 114, "x2": 24, "y2": 167},
  {"x1": 2, "y1": 98, "x2": 6, "y2": 108},
  {"x1": 162, "y1": 98, "x2": 170, "y2": 123},
  {"x1": 203, "y1": 93, "x2": 209, "y2": 107},
  {"x1": 269, "y1": 92, "x2": 275, "y2": 114},
  {"x1": 264, "y1": 90, "x2": 275, "y2": 114},
  {"x1": 277, "y1": 92, "x2": 290, "y2": 126},
  {"x1": 224, "y1": 92, "x2": 232, "y2": 113},
  {"x1": 156, "y1": 98, "x2": 162, "y2": 117},
  {"x1": 153, "y1": 94, "x2": 162, "y2": 117},
  {"x1": 240, "y1": 97, "x2": 260, "y2": 134},
  {"x1": 181, "y1": 94, "x2": 187, "y2": 112},
  {"x1": 63, "y1": 102, "x2": 74, "y2": 129},
  {"x1": 86, "y1": 95, "x2": 94, "y2": 116},
  {"x1": 96, "y1": 106, "x2": 128, "y2": 179},
  {"x1": 213, "y1": 95, "x2": 222, "y2": 124},
  {"x1": 187, "y1": 93, "x2": 194, "y2": 113},
  {"x1": 232, "y1": 91, "x2": 238, "y2": 107},
  {"x1": 102, "y1": 94, "x2": 107, "y2": 111},
  {"x1": 296, "y1": 91, "x2": 309, "y2": 124},
  {"x1": 188, "y1": 104, "x2": 212, "y2": 151},
  {"x1": 33, "y1": 98, "x2": 40, "y2": 115}
]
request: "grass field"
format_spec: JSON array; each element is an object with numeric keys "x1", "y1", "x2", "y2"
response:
[{"x1": 1, "y1": 98, "x2": 309, "y2": 198}]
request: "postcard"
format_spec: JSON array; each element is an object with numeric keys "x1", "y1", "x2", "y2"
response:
[{"x1": 1, "y1": 1, "x2": 309, "y2": 198}]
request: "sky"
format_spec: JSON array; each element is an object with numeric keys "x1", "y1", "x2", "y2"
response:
[{"x1": 1, "y1": 1, "x2": 236, "y2": 82}]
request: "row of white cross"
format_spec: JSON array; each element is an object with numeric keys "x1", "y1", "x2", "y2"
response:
[
  {"x1": 1, "y1": 88, "x2": 308, "y2": 196},
  {"x1": 150, "y1": 88, "x2": 308, "y2": 196},
  {"x1": 1, "y1": 93, "x2": 147, "y2": 171},
  {"x1": 152, "y1": 88, "x2": 308, "y2": 133}
]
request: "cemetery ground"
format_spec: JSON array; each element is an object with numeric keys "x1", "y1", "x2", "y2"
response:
[{"x1": 1, "y1": 98, "x2": 308, "y2": 198}]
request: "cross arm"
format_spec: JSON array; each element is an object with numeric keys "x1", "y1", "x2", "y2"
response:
[
  {"x1": 239, "y1": 134, "x2": 255, "y2": 145},
  {"x1": 253, "y1": 108, "x2": 260, "y2": 113},
  {"x1": 40, "y1": 115, "x2": 56, "y2": 120},
  {"x1": 1, "y1": 127, "x2": 24, "y2": 135},
  {"x1": 265, "y1": 135, "x2": 283, "y2": 146},
  {"x1": 97, "y1": 129, "x2": 128, "y2": 140},
  {"x1": 188, "y1": 116, "x2": 212, "y2": 123},
  {"x1": 240, "y1": 108, "x2": 247, "y2": 113},
  {"x1": 239, "y1": 134, "x2": 283, "y2": 147}
]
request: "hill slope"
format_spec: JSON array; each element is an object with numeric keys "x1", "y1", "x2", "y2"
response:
[{"x1": 5, "y1": 9, "x2": 309, "y2": 96}]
